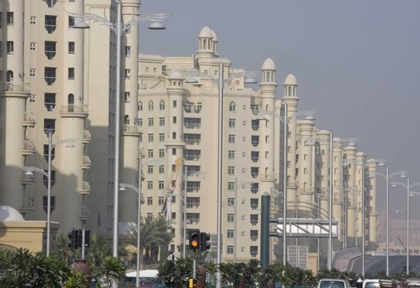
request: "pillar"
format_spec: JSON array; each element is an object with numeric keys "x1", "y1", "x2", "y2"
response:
[
  {"x1": 367, "y1": 159, "x2": 377, "y2": 250},
  {"x1": 332, "y1": 138, "x2": 343, "y2": 248},
  {"x1": 343, "y1": 144, "x2": 357, "y2": 247}
]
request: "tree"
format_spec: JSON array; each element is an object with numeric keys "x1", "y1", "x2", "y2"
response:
[
  {"x1": 158, "y1": 258, "x2": 194, "y2": 288},
  {"x1": 219, "y1": 262, "x2": 245, "y2": 288},
  {"x1": 86, "y1": 232, "x2": 112, "y2": 267},
  {"x1": 65, "y1": 270, "x2": 89, "y2": 288}
]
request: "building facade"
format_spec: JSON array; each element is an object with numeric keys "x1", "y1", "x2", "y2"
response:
[{"x1": 0, "y1": 1, "x2": 379, "y2": 264}]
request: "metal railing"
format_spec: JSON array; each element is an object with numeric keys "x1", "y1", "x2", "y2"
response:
[
  {"x1": 0, "y1": 82, "x2": 30, "y2": 92},
  {"x1": 123, "y1": 125, "x2": 141, "y2": 133},
  {"x1": 23, "y1": 112, "x2": 36, "y2": 123},
  {"x1": 60, "y1": 105, "x2": 88, "y2": 113}
]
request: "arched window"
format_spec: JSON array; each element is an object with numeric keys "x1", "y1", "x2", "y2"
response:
[
  {"x1": 148, "y1": 100, "x2": 154, "y2": 111},
  {"x1": 159, "y1": 100, "x2": 165, "y2": 110},
  {"x1": 138, "y1": 101, "x2": 143, "y2": 111},
  {"x1": 68, "y1": 94, "x2": 74, "y2": 112},
  {"x1": 6, "y1": 70, "x2": 13, "y2": 82},
  {"x1": 322, "y1": 149, "x2": 325, "y2": 156},
  {"x1": 124, "y1": 115, "x2": 129, "y2": 124},
  {"x1": 229, "y1": 101, "x2": 236, "y2": 112}
]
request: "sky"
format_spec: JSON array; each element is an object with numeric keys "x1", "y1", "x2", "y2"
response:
[{"x1": 138, "y1": 0, "x2": 420, "y2": 218}]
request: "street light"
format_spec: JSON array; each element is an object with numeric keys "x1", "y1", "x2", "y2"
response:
[
  {"x1": 183, "y1": 167, "x2": 205, "y2": 259},
  {"x1": 67, "y1": 4, "x2": 173, "y2": 274},
  {"x1": 391, "y1": 176, "x2": 420, "y2": 275},
  {"x1": 23, "y1": 134, "x2": 76, "y2": 257},
  {"x1": 374, "y1": 161, "x2": 406, "y2": 277},
  {"x1": 120, "y1": 158, "x2": 163, "y2": 288}
]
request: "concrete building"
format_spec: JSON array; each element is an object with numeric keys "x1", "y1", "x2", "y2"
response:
[{"x1": 0, "y1": 0, "x2": 379, "y2": 264}]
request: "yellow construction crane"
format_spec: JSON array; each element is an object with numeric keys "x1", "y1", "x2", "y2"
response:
[{"x1": 160, "y1": 158, "x2": 184, "y2": 216}]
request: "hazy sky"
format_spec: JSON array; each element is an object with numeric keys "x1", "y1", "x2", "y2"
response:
[{"x1": 138, "y1": 0, "x2": 420, "y2": 218}]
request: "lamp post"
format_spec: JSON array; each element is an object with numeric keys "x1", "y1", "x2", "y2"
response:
[
  {"x1": 374, "y1": 162, "x2": 406, "y2": 277},
  {"x1": 391, "y1": 176, "x2": 420, "y2": 275},
  {"x1": 23, "y1": 135, "x2": 75, "y2": 256},
  {"x1": 120, "y1": 158, "x2": 163, "y2": 288},
  {"x1": 182, "y1": 168, "x2": 205, "y2": 259},
  {"x1": 68, "y1": 4, "x2": 172, "y2": 273}
]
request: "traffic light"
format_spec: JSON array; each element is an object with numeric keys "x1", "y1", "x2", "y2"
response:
[
  {"x1": 67, "y1": 229, "x2": 79, "y2": 249},
  {"x1": 200, "y1": 232, "x2": 211, "y2": 251},
  {"x1": 189, "y1": 230, "x2": 200, "y2": 250}
]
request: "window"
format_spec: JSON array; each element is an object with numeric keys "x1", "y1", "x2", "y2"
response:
[
  {"x1": 30, "y1": 69, "x2": 36, "y2": 77},
  {"x1": 229, "y1": 119, "x2": 236, "y2": 128},
  {"x1": 138, "y1": 101, "x2": 143, "y2": 111},
  {"x1": 125, "y1": 46, "x2": 131, "y2": 56},
  {"x1": 158, "y1": 197, "x2": 164, "y2": 205},
  {"x1": 44, "y1": 93, "x2": 56, "y2": 111},
  {"x1": 147, "y1": 165, "x2": 153, "y2": 174},
  {"x1": 228, "y1": 135, "x2": 235, "y2": 143},
  {"x1": 228, "y1": 150, "x2": 235, "y2": 159},
  {"x1": 45, "y1": 15, "x2": 57, "y2": 34},
  {"x1": 159, "y1": 100, "x2": 165, "y2": 110},
  {"x1": 68, "y1": 16, "x2": 75, "y2": 27},
  {"x1": 243, "y1": 105, "x2": 247, "y2": 110},
  {"x1": 228, "y1": 182, "x2": 235, "y2": 191},
  {"x1": 159, "y1": 117, "x2": 165, "y2": 126},
  {"x1": 227, "y1": 198, "x2": 235, "y2": 206},
  {"x1": 6, "y1": 41, "x2": 14, "y2": 54},
  {"x1": 42, "y1": 196, "x2": 56, "y2": 214},
  {"x1": 229, "y1": 101, "x2": 236, "y2": 112},
  {"x1": 228, "y1": 166, "x2": 235, "y2": 175},
  {"x1": 159, "y1": 181, "x2": 164, "y2": 189},
  {"x1": 173, "y1": 117, "x2": 177, "y2": 124},
  {"x1": 30, "y1": 42, "x2": 36, "y2": 50},
  {"x1": 68, "y1": 68, "x2": 75, "y2": 80},
  {"x1": 30, "y1": 16, "x2": 36, "y2": 24},
  {"x1": 227, "y1": 246, "x2": 234, "y2": 254},
  {"x1": 43, "y1": 145, "x2": 56, "y2": 161},
  {"x1": 147, "y1": 197, "x2": 153, "y2": 205},
  {"x1": 44, "y1": 119, "x2": 56, "y2": 133},
  {"x1": 68, "y1": 42, "x2": 75, "y2": 54},
  {"x1": 159, "y1": 133, "x2": 165, "y2": 142},
  {"x1": 159, "y1": 149, "x2": 164, "y2": 158},
  {"x1": 227, "y1": 230, "x2": 234, "y2": 238},
  {"x1": 173, "y1": 100, "x2": 177, "y2": 108},
  {"x1": 148, "y1": 134, "x2": 154, "y2": 142},
  {"x1": 243, "y1": 120, "x2": 246, "y2": 126},
  {"x1": 147, "y1": 181, "x2": 153, "y2": 189},
  {"x1": 137, "y1": 118, "x2": 143, "y2": 126},
  {"x1": 172, "y1": 148, "x2": 176, "y2": 155},
  {"x1": 7, "y1": 12, "x2": 14, "y2": 26},
  {"x1": 124, "y1": 92, "x2": 130, "y2": 103},
  {"x1": 227, "y1": 214, "x2": 234, "y2": 222},
  {"x1": 147, "y1": 149, "x2": 153, "y2": 158},
  {"x1": 125, "y1": 69, "x2": 130, "y2": 80},
  {"x1": 148, "y1": 101, "x2": 154, "y2": 110},
  {"x1": 159, "y1": 166, "x2": 164, "y2": 174},
  {"x1": 148, "y1": 118, "x2": 154, "y2": 126}
]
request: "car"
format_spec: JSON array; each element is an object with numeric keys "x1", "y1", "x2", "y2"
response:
[
  {"x1": 318, "y1": 279, "x2": 352, "y2": 288},
  {"x1": 363, "y1": 279, "x2": 380, "y2": 288}
]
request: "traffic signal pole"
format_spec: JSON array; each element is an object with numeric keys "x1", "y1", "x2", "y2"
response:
[
  {"x1": 81, "y1": 229, "x2": 86, "y2": 260},
  {"x1": 193, "y1": 250, "x2": 197, "y2": 279}
]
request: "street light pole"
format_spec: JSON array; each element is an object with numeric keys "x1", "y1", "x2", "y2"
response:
[
  {"x1": 216, "y1": 61, "x2": 224, "y2": 288},
  {"x1": 361, "y1": 154, "x2": 366, "y2": 277},
  {"x1": 385, "y1": 166, "x2": 389, "y2": 276},
  {"x1": 183, "y1": 165, "x2": 188, "y2": 259},
  {"x1": 282, "y1": 102, "x2": 288, "y2": 266},
  {"x1": 406, "y1": 176, "x2": 410, "y2": 275},
  {"x1": 136, "y1": 155, "x2": 142, "y2": 288},
  {"x1": 47, "y1": 131, "x2": 52, "y2": 257},
  {"x1": 328, "y1": 130, "x2": 333, "y2": 270}
]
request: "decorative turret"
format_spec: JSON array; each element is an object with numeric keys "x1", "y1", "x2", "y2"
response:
[
  {"x1": 332, "y1": 137, "x2": 343, "y2": 244},
  {"x1": 343, "y1": 143, "x2": 358, "y2": 247},
  {"x1": 197, "y1": 26, "x2": 215, "y2": 59},
  {"x1": 211, "y1": 30, "x2": 219, "y2": 57},
  {"x1": 367, "y1": 159, "x2": 378, "y2": 250}
]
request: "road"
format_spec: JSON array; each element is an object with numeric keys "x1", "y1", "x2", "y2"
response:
[{"x1": 348, "y1": 255, "x2": 420, "y2": 275}]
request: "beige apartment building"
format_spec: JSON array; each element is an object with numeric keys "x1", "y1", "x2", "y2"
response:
[{"x1": 0, "y1": 0, "x2": 378, "y2": 264}]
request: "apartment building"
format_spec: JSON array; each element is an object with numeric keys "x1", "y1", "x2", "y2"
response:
[
  {"x1": 0, "y1": 0, "x2": 141, "y2": 238},
  {"x1": 138, "y1": 26, "x2": 378, "y2": 263},
  {"x1": 0, "y1": 2, "x2": 378, "y2": 263}
]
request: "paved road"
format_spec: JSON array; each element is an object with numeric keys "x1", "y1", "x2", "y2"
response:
[{"x1": 348, "y1": 255, "x2": 420, "y2": 275}]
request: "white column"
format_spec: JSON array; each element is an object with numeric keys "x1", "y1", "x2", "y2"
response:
[
  {"x1": 317, "y1": 130, "x2": 330, "y2": 218},
  {"x1": 343, "y1": 145, "x2": 357, "y2": 247},
  {"x1": 367, "y1": 159, "x2": 377, "y2": 250},
  {"x1": 120, "y1": 0, "x2": 141, "y2": 223},
  {"x1": 332, "y1": 138, "x2": 343, "y2": 245},
  {"x1": 0, "y1": 0, "x2": 30, "y2": 209},
  {"x1": 165, "y1": 73, "x2": 185, "y2": 255},
  {"x1": 297, "y1": 120, "x2": 315, "y2": 216},
  {"x1": 355, "y1": 152, "x2": 365, "y2": 243}
]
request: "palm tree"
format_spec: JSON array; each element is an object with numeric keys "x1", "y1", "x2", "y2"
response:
[
  {"x1": 65, "y1": 270, "x2": 89, "y2": 288},
  {"x1": 97, "y1": 256, "x2": 126, "y2": 286},
  {"x1": 87, "y1": 232, "x2": 111, "y2": 267},
  {"x1": 52, "y1": 234, "x2": 77, "y2": 264}
]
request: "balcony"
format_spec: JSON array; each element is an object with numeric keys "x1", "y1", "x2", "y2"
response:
[
  {"x1": 21, "y1": 172, "x2": 35, "y2": 184},
  {"x1": 22, "y1": 112, "x2": 36, "y2": 127},
  {"x1": 184, "y1": 135, "x2": 201, "y2": 145},
  {"x1": 79, "y1": 181, "x2": 91, "y2": 195},
  {"x1": 299, "y1": 187, "x2": 314, "y2": 195},
  {"x1": 60, "y1": 105, "x2": 88, "y2": 118},
  {"x1": 184, "y1": 118, "x2": 201, "y2": 129},
  {"x1": 122, "y1": 125, "x2": 142, "y2": 136},
  {"x1": 81, "y1": 130, "x2": 92, "y2": 144},
  {"x1": 21, "y1": 140, "x2": 36, "y2": 156},
  {"x1": 20, "y1": 197, "x2": 35, "y2": 213},
  {"x1": 183, "y1": 104, "x2": 202, "y2": 114},
  {"x1": 80, "y1": 207, "x2": 91, "y2": 220},
  {"x1": 0, "y1": 82, "x2": 30, "y2": 92},
  {"x1": 260, "y1": 174, "x2": 277, "y2": 182},
  {"x1": 81, "y1": 156, "x2": 92, "y2": 169}
]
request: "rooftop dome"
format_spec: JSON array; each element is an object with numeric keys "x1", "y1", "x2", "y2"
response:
[
  {"x1": 119, "y1": 222, "x2": 136, "y2": 236},
  {"x1": 199, "y1": 26, "x2": 213, "y2": 38},
  {"x1": 284, "y1": 74, "x2": 297, "y2": 85},
  {"x1": 333, "y1": 137, "x2": 342, "y2": 142},
  {"x1": 317, "y1": 130, "x2": 330, "y2": 135},
  {"x1": 211, "y1": 30, "x2": 218, "y2": 41},
  {"x1": 356, "y1": 152, "x2": 365, "y2": 156},
  {"x1": 0, "y1": 206, "x2": 25, "y2": 222},
  {"x1": 262, "y1": 58, "x2": 276, "y2": 70}
]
